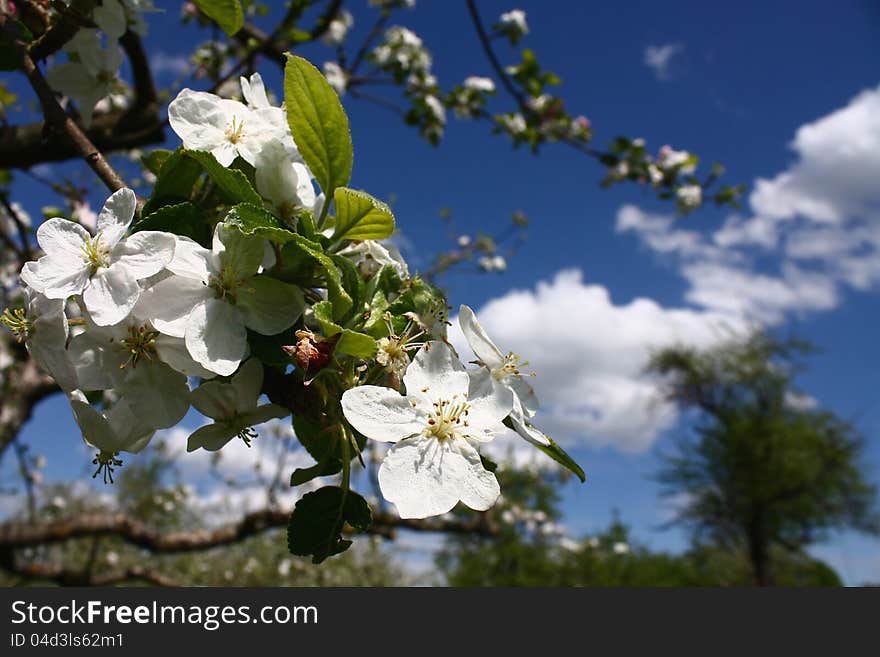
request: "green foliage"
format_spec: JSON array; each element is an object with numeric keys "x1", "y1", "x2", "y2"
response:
[
  {"x1": 185, "y1": 150, "x2": 263, "y2": 207},
  {"x1": 193, "y1": 0, "x2": 244, "y2": 36},
  {"x1": 648, "y1": 331, "x2": 879, "y2": 584},
  {"x1": 503, "y1": 418, "x2": 585, "y2": 482},
  {"x1": 284, "y1": 55, "x2": 353, "y2": 203},
  {"x1": 132, "y1": 202, "x2": 211, "y2": 245},
  {"x1": 280, "y1": 235, "x2": 352, "y2": 320},
  {"x1": 142, "y1": 149, "x2": 203, "y2": 215},
  {"x1": 331, "y1": 187, "x2": 396, "y2": 242},
  {"x1": 287, "y1": 486, "x2": 372, "y2": 563},
  {"x1": 224, "y1": 202, "x2": 296, "y2": 243}
]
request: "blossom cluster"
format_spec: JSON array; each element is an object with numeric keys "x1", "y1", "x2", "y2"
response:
[
  {"x1": 599, "y1": 138, "x2": 723, "y2": 213},
  {"x1": 3, "y1": 54, "x2": 583, "y2": 560},
  {"x1": 45, "y1": 1, "x2": 156, "y2": 125}
]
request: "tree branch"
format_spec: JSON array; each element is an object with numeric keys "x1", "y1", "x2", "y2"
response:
[
  {"x1": 0, "y1": 508, "x2": 498, "y2": 554},
  {"x1": 5, "y1": 561, "x2": 181, "y2": 587},
  {"x1": 0, "y1": 356, "x2": 59, "y2": 459},
  {"x1": 15, "y1": 42, "x2": 129, "y2": 192}
]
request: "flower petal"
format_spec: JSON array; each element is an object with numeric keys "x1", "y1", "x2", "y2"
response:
[
  {"x1": 215, "y1": 224, "x2": 265, "y2": 279},
  {"x1": 242, "y1": 403, "x2": 289, "y2": 427},
  {"x1": 111, "y1": 231, "x2": 176, "y2": 279},
  {"x1": 24, "y1": 256, "x2": 90, "y2": 299},
  {"x1": 230, "y1": 358, "x2": 264, "y2": 413},
  {"x1": 97, "y1": 187, "x2": 137, "y2": 236},
  {"x1": 121, "y1": 363, "x2": 190, "y2": 430},
  {"x1": 465, "y1": 368, "x2": 514, "y2": 440},
  {"x1": 36, "y1": 218, "x2": 89, "y2": 265},
  {"x1": 167, "y1": 89, "x2": 229, "y2": 152},
  {"x1": 458, "y1": 304, "x2": 505, "y2": 370},
  {"x1": 165, "y1": 237, "x2": 213, "y2": 280},
  {"x1": 186, "y1": 423, "x2": 235, "y2": 452},
  {"x1": 451, "y1": 439, "x2": 501, "y2": 511},
  {"x1": 185, "y1": 298, "x2": 247, "y2": 376},
  {"x1": 191, "y1": 379, "x2": 240, "y2": 421},
  {"x1": 378, "y1": 436, "x2": 468, "y2": 518},
  {"x1": 137, "y1": 275, "x2": 208, "y2": 337},
  {"x1": 508, "y1": 375, "x2": 539, "y2": 417},
  {"x1": 154, "y1": 334, "x2": 216, "y2": 378},
  {"x1": 237, "y1": 275, "x2": 303, "y2": 335},
  {"x1": 82, "y1": 263, "x2": 140, "y2": 326},
  {"x1": 403, "y1": 341, "x2": 469, "y2": 402},
  {"x1": 341, "y1": 386, "x2": 425, "y2": 443}
]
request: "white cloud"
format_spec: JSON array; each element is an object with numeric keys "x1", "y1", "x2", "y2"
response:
[
  {"x1": 617, "y1": 85, "x2": 880, "y2": 322},
  {"x1": 643, "y1": 43, "x2": 684, "y2": 81},
  {"x1": 456, "y1": 86, "x2": 880, "y2": 455},
  {"x1": 149, "y1": 52, "x2": 190, "y2": 78},
  {"x1": 450, "y1": 269, "x2": 743, "y2": 453}
]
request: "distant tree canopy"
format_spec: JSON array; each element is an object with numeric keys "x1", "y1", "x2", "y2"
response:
[
  {"x1": 437, "y1": 469, "x2": 843, "y2": 587},
  {"x1": 647, "y1": 332, "x2": 879, "y2": 586}
]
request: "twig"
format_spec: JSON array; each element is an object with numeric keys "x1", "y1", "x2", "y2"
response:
[
  {"x1": 464, "y1": 0, "x2": 526, "y2": 106},
  {"x1": 16, "y1": 44, "x2": 128, "y2": 193}
]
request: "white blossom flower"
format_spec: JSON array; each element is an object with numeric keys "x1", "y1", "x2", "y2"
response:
[
  {"x1": 168, "y1": 87, "x2": 287, "y2": 167},
  {"x1": 93, "y1": 0, "x2": 127, "y2": 39},
  {"x1": 1, "y1": 287, "x2": 79, "y2": 391},
  {"x1": 323, "y1": 61, "x2": 349, "y2": 95},
  {"x1": 463, "y1": 76, "x2": 496, "y2": 93},
  {"x1": 254, "y1": 139, "x2": 317, "y2": 223},
  {"x1": 500, "y1": 112, "x2": 527, "y2": 135},
  {"x1": 498, "y1": 9, "x2": 529, "y2": 37},
  {"x1": 613, "y1": 541, "x2": 630, "y2": 555},
  {"x1": 68, "y1": 303, "x2": 210, "y2": 429},
  {"x1": 69, "y1": 391, "x2": 155, "y2": 482},
  {"x1": 424, "y1": 95, "x2": 446, "y2": 124},
  {"x1": 657, "y1": 145, "x2": 696, "y2": 174},
  {"x1": 20, "y1": 188, "x2": 175, "y2": 327},
  {"x1": 46, "y1": 30, "x2": 122, "y2": 126},
  {"x1": 676, "y1": 184, "x2": 702, "y2": 209},
  {"x1": 323, "y1": 10, "x2": 353, "y2": 45},
  {"x1": 458, "y1": 305, "x2": 548, "y2": 447},
  {"x1": 337, "y1": 239, "x2": 409, "y2": 279},
  {"x1": 138, "y1": 225, "x2": 304, "y2": 376},
  {"x1": 341, "y1": 341, "x2": 512, "y2": 518},
  {"x1": 186, "y1": 359, "x2": 288, "y2": 452},
  {"x1": 238, "y1": 73, "x2": 301, "y2": 161}
]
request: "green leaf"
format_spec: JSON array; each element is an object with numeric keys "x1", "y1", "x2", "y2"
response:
[
  {"x1": 311, "y1": 301, "x2": 377, "y2": 359},
  {"x1": 185, "y1": 150, "x2": 262, "y2": 207},
  {"x1": 193, "y1": 0, "x2": 243, "y2": 36},
  {"x1": 503, "y1": 417, "x2": 586, "y2": 482},
  {"x1": 283, "y1": 54, "x2": 353, "y2": 197},
  {"x1": 141, "y1": 149, "x2": 173, "y2": 176},
  {"x1": 132, "y1": 202, "x2": 211, "y2": 246},
  {"x1": 290, "y1": 454, "x2": 343, "y2": 486},
  {"x1": 332, "y1": 187, "x2": 395, "y2": 241},
  {"x1": 224, "y1": 203, "x2": 297, "y2": 244},
  {"x1": 287, "y1": 486, "x2": 372, "y2": 563},
  {"x1": 329, "y1": 253, "x2": 363, "y2": 325},
  {"x1": 335, "y1": 330, "x2": 377, "y2": 359},
  {"x1": 283, "y1": 235, "x2": 351, "y2": 320},
  {"x1": 142, "y1": 149, "x2": 203, "y2": 215}
]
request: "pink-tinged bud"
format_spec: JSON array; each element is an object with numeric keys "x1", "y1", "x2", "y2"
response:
[
  {"x1": 575, "y1": 116, "x2": 591, "y2": 130},
  {"x1": 288, "y1": 330, "x2": 339, "y2": 374}
]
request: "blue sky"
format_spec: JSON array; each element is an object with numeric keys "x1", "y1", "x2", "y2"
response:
[{"x1": 3, "y1": 0, "x2": 879, "y2": 583}]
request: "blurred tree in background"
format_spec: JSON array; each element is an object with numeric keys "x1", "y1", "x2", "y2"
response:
[{"x1": 647, "y1": 332, "x2": 879, "y2": 586}]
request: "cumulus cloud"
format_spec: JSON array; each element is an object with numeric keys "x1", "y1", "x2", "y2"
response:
[
  {"x1": 450, "y1": 270, "x2": 743, "y2": 453},
  {"x1": 643, "y1": 43, "x2": 685, "y2": 81},
  {"x1": 458, "y1": 86, "x2": 880, "y2": 455},
  {"x1": 149, "y1": 52, "x2": 191, "y2": 78},
  {"x1": 618, "y1": 85, "x2": 880, "y2": 322}
]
